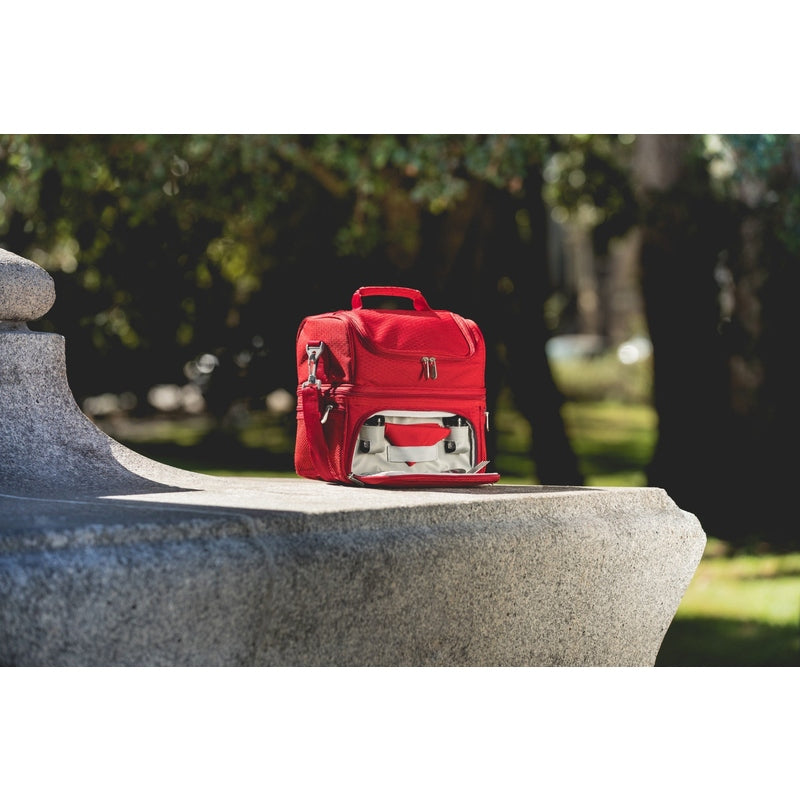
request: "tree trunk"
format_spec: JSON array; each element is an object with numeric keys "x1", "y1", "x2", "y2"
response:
[
  {"x1": 725, "y1": 140, "x2": 800, "y2": 546},
  {"x1": 632, "y1": 134, "x2": 738, "y2": 536}
]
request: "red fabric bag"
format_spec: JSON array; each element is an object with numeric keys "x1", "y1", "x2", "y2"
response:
[{"x1": 294, "y1": 286, "x2": 500, "y2": 487}]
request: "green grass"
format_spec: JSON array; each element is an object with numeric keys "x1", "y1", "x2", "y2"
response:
[
  {"x1": 550, "y1": 350, "x2": 653, "y2": 405},
  {"x1": 549, "y1": 350, "x2": 656, "y2": 486},
  {"x1": 96, "y1": 410, "x2": 297, "y2": 477},
  {"x1": 562, "y1": 400, "x2": 657, "y2": 486},
  {"x1": 657, "y1": 544, "x2": 800, "y2": 666},
  {"x1": 492, "y1": 393, "x2": 657, "y2": 486}
]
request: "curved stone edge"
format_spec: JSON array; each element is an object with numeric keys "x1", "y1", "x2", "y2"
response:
[
  {"x1": 0, "y1": 329, "x2": 213, "y2": 496},
  {"x1": 0, "y1": 483, "x2": 706, "y2": 666}
]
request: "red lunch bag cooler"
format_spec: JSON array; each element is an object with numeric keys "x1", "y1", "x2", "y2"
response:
[{"x1": 294, "y1": 286, "x2": 500, "y2": 487}]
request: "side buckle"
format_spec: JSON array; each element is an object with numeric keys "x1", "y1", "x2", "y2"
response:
[{"x1": 302, "y1": 342, "x2": 325, "y2": 388}]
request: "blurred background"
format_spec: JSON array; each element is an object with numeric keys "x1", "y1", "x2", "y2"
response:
[{"x1": 2, "y1": 133, "x2": 798, "y2": 666}]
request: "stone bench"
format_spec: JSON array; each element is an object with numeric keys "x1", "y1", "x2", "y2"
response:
[{"x1": 0, "y1": 248, "x2": 706, "y2": 666}]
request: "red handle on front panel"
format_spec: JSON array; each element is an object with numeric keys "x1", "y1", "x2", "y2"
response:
[{"x1": 351, "y1": 286, "x2": 431, "y2": 311}]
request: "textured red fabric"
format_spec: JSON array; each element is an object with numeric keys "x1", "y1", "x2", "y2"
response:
[
  {"x1": 354, "y1": 309, "x2": 470, "y2": 355},
  {"x1": 383, "y1": 423, "x2": 449, "y2": 448}
]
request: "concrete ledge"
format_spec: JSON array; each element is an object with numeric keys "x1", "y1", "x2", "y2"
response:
[{"x1": 0, "y1": 478, "x2": 705, "y2": 666}]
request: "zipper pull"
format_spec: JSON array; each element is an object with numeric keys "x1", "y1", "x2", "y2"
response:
[{"x1": 420, "y1": 356, "x2": 437, "y2": 379}]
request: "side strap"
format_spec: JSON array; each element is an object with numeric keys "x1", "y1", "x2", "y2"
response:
[{"x1": 300, "y1": 384, "x2": 338, "y2": 482}]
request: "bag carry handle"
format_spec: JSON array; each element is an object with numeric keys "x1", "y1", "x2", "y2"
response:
[{"x1": 351, "y1": 286, "x2": 432, "y2": 312}]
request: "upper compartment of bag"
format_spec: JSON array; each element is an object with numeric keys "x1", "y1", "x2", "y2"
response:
[{"x1": 345, "y1": 308, "x2": 477, "y2": 358}]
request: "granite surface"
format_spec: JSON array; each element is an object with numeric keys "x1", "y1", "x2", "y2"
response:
[
  {"x1": 0, "y1": 248, "x2": 55, "y2": 323},
  {"x1": 0, "y1": 475, "x2": 706, "y2": 666}
]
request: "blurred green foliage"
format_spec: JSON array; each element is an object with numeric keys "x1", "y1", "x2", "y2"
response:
[
  {"x1": 0, "y1": 134, "x2": 560, "y2": 401},
  {"x1": 722, "y1": 134, "x2": 800, "y2": 256},
  {"x1": 0, "y1": 132, "x2": 644, "y2": 393},
  {"x1": 0, "y1": 133, "x2": 639, "y2": 368}
]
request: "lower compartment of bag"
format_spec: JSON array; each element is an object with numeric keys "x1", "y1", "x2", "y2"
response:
[{"x1": 348, "y1": 409, "x2": 499, "y2": 485}]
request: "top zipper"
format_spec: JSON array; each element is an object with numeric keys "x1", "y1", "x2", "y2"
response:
[{"x1": 421, "y1": 356, "x2": 438, "y2": 380}]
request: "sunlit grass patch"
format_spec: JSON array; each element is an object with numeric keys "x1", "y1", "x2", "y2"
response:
[
  {"x1": 657, "y1": 549, "x2": 800, "y2": 666},
  {"x1": 562, "y1": 400, "x2": 656, "y2": 487},
  {"x1": 676, "y1": 551, "x2": 800, "y2": 625},
  {"x1": 550, "y1": 352, "x2": 653, "y2": 404}
]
